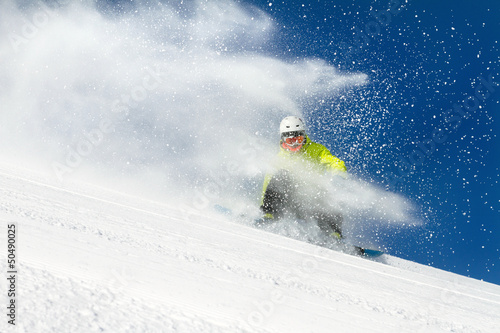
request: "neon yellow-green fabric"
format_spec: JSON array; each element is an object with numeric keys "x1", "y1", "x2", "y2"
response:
[{"x1": 260, "y1": 136, "x2": 346, "y2": 205}]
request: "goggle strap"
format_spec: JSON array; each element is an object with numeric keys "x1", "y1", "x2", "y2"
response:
[{"x1": 281, "y1": 131, "x2": 305, "y2": 139}]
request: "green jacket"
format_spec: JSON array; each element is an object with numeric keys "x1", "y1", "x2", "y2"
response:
[{"x1": 261, "y1": 136, "x2": 347, "y2": 204}]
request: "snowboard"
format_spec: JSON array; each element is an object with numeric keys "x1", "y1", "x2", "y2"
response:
[{"x1": 214, "y1": 204, "x2": 384, "y2": 258}]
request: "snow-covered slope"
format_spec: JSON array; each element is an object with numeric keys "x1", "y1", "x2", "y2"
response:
[{"x1": 1, "y1": 164, "x2": 499, "y2": 333}]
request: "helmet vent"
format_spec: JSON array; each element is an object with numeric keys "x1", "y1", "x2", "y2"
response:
[{"x1": 279, "y1": 116, "x2": 306, "y2": 135}]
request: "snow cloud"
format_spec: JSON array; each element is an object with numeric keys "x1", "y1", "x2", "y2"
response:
[
  {"x1": 0, "y1": 0, "x2": 419, "y2": 238},
  {"x1": 0, "y1": 0, "x2": 365, "y2": 193}
]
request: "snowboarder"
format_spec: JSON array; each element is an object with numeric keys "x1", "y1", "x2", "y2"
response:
[{"x1": 258, "y1": 116, "x2": 347, "y2": 238}]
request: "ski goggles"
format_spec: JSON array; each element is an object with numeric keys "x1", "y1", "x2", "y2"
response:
[{"x1": 281, "y1": 131, "x2": 305, "y2": 145}]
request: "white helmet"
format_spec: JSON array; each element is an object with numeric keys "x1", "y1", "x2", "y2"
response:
[
  {"x1": 279, "y1": 116, "x2": 307, "y2": 152},
  {"x1": 280, "y1": 116, "x2": 306, "y2": 134}
]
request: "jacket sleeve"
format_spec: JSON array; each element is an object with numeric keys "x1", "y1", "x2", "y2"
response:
[
  {"x1": 260, "y1": 172, "x2": 273, "y2": 206},
  {"x1": 318, "y1": 148, "x2": 347, "y2": 173}
]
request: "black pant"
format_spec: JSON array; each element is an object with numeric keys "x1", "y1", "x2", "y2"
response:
[{"x1": 261, "y1": 170, "x2": 343, "y2": 236}]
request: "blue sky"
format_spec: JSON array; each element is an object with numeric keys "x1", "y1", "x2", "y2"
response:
[{"x1": 243, "y1": 0, "x2": 499, "y2": 284}]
